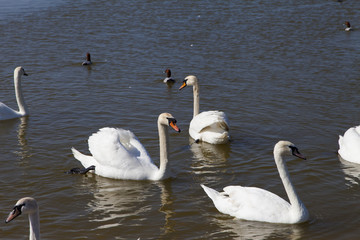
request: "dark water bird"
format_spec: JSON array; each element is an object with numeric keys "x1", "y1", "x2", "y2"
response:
[
  {"x1": 163, "y1": 68, "x2": 175, "y2": 84},
  {"x1": 66, "y1": 165, "x2": 96, "y2": 174},
  {"x1": 82, "y1": 52, "x2": 92, "y2": 65},
  {"x1": 344, "y1": 21, "x2": 353, "y2": 31}
]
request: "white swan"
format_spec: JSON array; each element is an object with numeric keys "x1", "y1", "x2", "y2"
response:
[
  {"x1": 71, "y1": 113, "x2": 181, "y2": 180},
  {"x1": 0, "y1": 67, "x2": 29, "y2": 121},
  {"x1": 201, "y1": 141, "x2": 309, "y2": 224},
  {"x1": 6, "y1": 197, "x2": 40, "y2": 240},
  {"x1": 179, "y1": 75, "x2": 230, "y2": 144},
  {"x1": 338, "y1": 125, "x2": 360, "y2": 164}
]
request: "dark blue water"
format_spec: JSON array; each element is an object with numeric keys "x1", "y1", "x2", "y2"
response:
[{"x1": 1, "y1": 0, "x2": 360, "y2": 239}]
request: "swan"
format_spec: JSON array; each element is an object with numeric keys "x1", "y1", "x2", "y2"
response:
[
  {"x1": 179, "y1": 75, "x2": 230, "y2": 144},
  {"x1": 0, "y1": 67, "x2": 29, "y2": 121},
  {"x1": 71, "y1": 113, "x2": 181, "y2": 180},
  {"x1": 338, "y1": 125, "x2": 360, "y2": 164},
  {"x1": 201, "y1": 140, "x2": 309, "y2": 224},
  {"x1": 163, "y1": 68, "x2": 175, "y2": 84},
  {"x1": 6, "y1": 197, "x2": 40, "y2": 240},
  {"x1": 82, "y1": 52, "x2": 92, "y2": 65}
]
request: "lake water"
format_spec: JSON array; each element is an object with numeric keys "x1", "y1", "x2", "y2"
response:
[{"x1": 1, "y1": 0, "x2": 360, "y2": 239}]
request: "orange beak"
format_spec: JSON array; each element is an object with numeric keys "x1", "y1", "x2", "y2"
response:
[
  {"x1": 179, "y1": 81, "x2": 187, "y2": 90},
  {"x1": 5, "y1": 207, "x2": 21, "y2": 223},
  {"x1": 169, "y1": 121, "x2": 181, "y2": 132}
]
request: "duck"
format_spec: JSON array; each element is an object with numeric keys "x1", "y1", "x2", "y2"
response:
[
  {"x1": 82, "y1": 52, "x2": 92, "y2": 65},
  {"x1": 179, "y1": 75, "x2": 229, "y2": 144},
  {"x1": 0, "y1": 67, "x2": 29, "y2": 121},
  {"x1": 338, "y1": 125, "x2": 360, "y2": 164},
  {"x1": 344, "y1": 21, "x2": 353, "y2": 31},
  {"x1": 163, "y1": 68, "x2": 175, "y2": 84},
  {"x1": 71, "y1": 113, "x2": 180, "y2": 180},
  {"x1": 201, "y1": 141, "x2": 309, "y2": 224},
  {"x1": 6, "y1": 197, "x2": 40, "y2": 240}
]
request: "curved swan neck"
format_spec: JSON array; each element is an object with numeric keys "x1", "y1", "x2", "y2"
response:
[
  {"x1": 274, "y1": 152, "x2": 304, "y2": 210},
  {"x1": 193, "y1": 83, "x2": 199, "y2": 117},
  {"x1": 157, "y1": 121, "x2": 169, "y2": 179},
  {"x1": 28, "y1": 211, "x2": 40, "y2": 240},
  {"x1": 14, "y1": 71, "x2": 28, "y2": 116}
]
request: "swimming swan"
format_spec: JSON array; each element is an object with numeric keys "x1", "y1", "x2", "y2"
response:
[
  {"x1": 6, "y1": 197, "x2": 40, "y2": 240},
  {"x1": 179, "y1": 75, "x2": 229, "y2": 144},
  {"x1": 0, "y1": 67, "x2": 29, "y2": 121},
  {"x1": 338, "y1": 125, "x2": 360, "y2": 164},
  {"x1": 71, "y1": 113, "x2": 181, "y2": 180},
  {"x1": 201, "y1": 141, "x2": 309, "y2": 224}
]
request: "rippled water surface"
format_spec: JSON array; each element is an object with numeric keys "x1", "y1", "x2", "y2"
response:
[{"x1": 1, "y1": 0, "x2": 360, "y2": 239}]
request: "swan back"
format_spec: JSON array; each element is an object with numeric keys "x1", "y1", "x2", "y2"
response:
[
  {"x1": 189, "y1": 110, "x2": 229, "y2": 144},
  {"x1": 89, "y1": 127, "x2": 153, "y2": 169},
  {"x1": 338, "y1": 126, "x2": 360, "y2": 164}
]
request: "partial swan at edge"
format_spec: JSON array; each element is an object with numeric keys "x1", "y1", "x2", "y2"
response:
[
  {"x1": 0, "y1": 67, "x2": 29, "y2": 121},
  {"x1": 338, "y1": 125, "x2": 360, "y2": 164},
  {"x1": 201, "y1": 141, "x2": 309, "y2": 224},
  {"x1": 71, "y1": 113, "x2": 181, "y2": 180},
  {"x1": 6, "y1": 197, "x2": 40, "y2": 240},
  {"x1": 179, "y1": 75, "x2": 229, "y2": 144}
]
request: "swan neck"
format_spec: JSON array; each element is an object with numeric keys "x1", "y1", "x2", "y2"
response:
[
  {"x1": 274, "y1": 152, "x2": 304, "y2": 210},
  {"x1": 28, "y1": 211, "x2": 40, "y2": 240},
  {"x1": 157, "y1": 121, "x2": 169, "y2": 179},
  {"x1": 14, "y1": 72, "x2": 28, "y2": 116},
  {"x1": 193, "y1": 83, "x2": 199, "y2": 117}
]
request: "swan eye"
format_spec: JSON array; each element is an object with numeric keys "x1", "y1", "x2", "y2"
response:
[
  {"x1": 167, "y1": 118, "x2": 177, "y2": 124},
  {"x1": 289, "y1": 146, "x2": 306, "y2": 160}
]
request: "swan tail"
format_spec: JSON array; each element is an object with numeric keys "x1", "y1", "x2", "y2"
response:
[
  {"x1": 201, "y1": 184, "x2": 221, "y2": 201},
  {"x1": 71, "y1": 147, "x2": 96, "y2": 168}
]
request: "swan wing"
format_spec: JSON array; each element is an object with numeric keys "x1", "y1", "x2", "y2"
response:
[
  {"x1": 202, "y1": 184, "x2": 292, "y2": 223},
  {"x1": 0, "y1": 102, "x2": 20, "y2": 120},
  {"x1": 88, "y1": 127, "x2": 153, "y2": 170},
  {"x1": 338, "y1": 125, "x2": 360, "y2": 164},
  {"x1": 190, "y1": 111, "x2": 230, "y2": 144}
]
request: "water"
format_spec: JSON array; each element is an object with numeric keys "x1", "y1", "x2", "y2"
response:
[{"x1": 1, "y1": 0, "x2": 360, "y2": 239}]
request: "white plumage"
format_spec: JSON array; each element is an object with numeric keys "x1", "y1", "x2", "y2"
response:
[
  {"x1": 201, "y1": 141, "x2": 309, "y2": 224},
  {"x1": 0, "y1": 67, "x2": 29, "y2": 121},
  {"x1": 179, "y1": 75, "x2": 229, "y2": 144},
  {"x1": 338, "y1": 125, "x2": 360, "y2": 164},
  {"x1": 72, "y1": 113, "x2": 180, "y2": 180}
]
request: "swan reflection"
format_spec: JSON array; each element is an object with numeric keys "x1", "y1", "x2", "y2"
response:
[
  {"x1": 86, "y1": 176, "x2": 174, "y2": 235},
  {"x1": 190, "y1": 139, "x2": 230, "y2": 166},
  {"x1": 0, "y1": 117, "x2": 31, "y2": 162},
  {"x1": 212, "y1": 217, "x2": 306, "y2": 240},
  {"x1": 339, "y1": 155, "x2": 360, "y2": 186}
]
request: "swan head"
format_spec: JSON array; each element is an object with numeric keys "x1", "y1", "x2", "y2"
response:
[
  {"x1": 274, "y1": 140, "x2": 306, "y2": 160},
  {"x1": 14, "y1": 66, "x2": 28, "y2": 77},
  {"x1": 5, "y1": 197, "x2": 38, "y2": 223},
  {"x1": 179, "y1": 75, "x2": 198, "y2": 90},
  {"x1": 158, "y1": 113, "x2": 181, "y2": 132}
]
